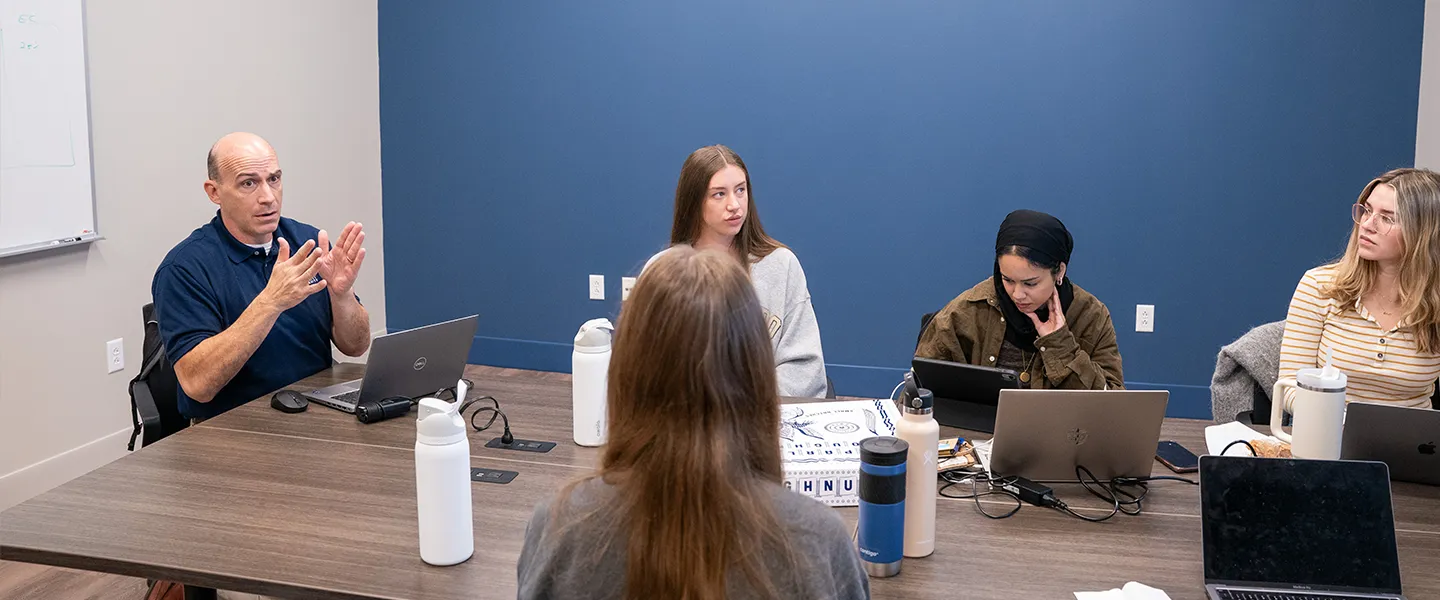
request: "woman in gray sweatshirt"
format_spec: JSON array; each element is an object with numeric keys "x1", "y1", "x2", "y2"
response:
[
  {"x1": 643, "y1": 144, "x2": 829, "y2": 398},
  {"x1": 518, "y1": 247, "x2": 869, "y2": 600}
]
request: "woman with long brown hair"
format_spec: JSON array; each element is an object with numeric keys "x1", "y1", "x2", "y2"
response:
[
  {"x1": 518, "y1": 247, "x2": 868, "y2": 600},
  {"x1": 643, "y1": 144, "x2": 829, "y2": 398},
  {"x1": 1279, "y1": 168, "x2": 1440, "y2": 407}
]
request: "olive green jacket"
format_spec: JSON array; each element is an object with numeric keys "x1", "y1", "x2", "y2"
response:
[{"x1": 915, "y1": 278, "x2": 1124, "y2": 390}]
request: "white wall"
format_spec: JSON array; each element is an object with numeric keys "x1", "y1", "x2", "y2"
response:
[
  {"x1": 0, "y1": 0, "x2": 385, "y2": 511},
  {"x1": 1419, "y1": 0, "x2": 1440, "y2": 168}
]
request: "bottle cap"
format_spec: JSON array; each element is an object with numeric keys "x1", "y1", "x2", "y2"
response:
[
  {"x1": 860, "y1": 436, "x2": 909, "y2": 466},
  {"x1": 416, "y1": 397, "x2": 467, "y2": 445},
  {"x1": 574, "y1": 318, "x2": 614, "y2": 353},
  {"x1": 904, "y1": 388, "x2": 934, "y2": 414},
  {"x1": 1298, "y1": 347, "x2": 1347, "y2": 392}
]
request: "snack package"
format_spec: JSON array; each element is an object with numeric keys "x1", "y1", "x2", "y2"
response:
[{"x1": 937, "y1": 437, "x2": 977, "y2": 472}]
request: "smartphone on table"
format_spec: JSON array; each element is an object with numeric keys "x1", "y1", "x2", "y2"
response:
[{"x1": 1155, "y1": 440, "x2": 1198, "y2": 473}]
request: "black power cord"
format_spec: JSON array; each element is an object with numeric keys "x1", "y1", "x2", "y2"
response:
[
  {"x1": 937, "y1": 465, "x2": 1198, "y2": 522},
  {"x1": 457, "y1": 392, "x2": 513, "y2": 444},
  {"x1": 431, "y1": 378, "x2": 517, "y2": 445},
  {"x1": 1221, "y1": 439, "x2": 1258, "y2": 456},
  {"x1": 939, "y1": 471, "x2": 1022, "y2": 519}
]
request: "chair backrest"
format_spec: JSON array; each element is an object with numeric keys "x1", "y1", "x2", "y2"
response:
[
  {"x1": 916, "y1": 312, "x2": 937, "y2": 349},
  {"x1": 128, "y1": 303, "x2": 188, "y2": 450},
  {"x1": 1246, "y1": 379, "x2": 1273, "y2": 425}
]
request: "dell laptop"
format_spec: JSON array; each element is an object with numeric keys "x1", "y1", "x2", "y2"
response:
[
  {"x1": 1342, "y1": 401, "x2": 1440, "y2": 486},
  {"x1": 987, "y1": 389, "x2": 1168, "y2": 481},
  {"x1": 305, "y1": 315, "x2": 478, "y2": 413},
  {"x1": 1201, "y1": 455, "x2": 1404, "y2": 600},
  {"x1": 911, "y1": 356, "x2": 1020, "y2": 433}
]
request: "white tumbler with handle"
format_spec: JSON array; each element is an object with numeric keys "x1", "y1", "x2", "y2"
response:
[{"x1": 1271, "y1": 349, "x2": 1347, "y2": 460}]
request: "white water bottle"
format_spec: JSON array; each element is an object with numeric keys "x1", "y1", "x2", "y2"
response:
[
  {"x1": 415, "y1": 379, "x2": 474, "y2": 566},
  {"x1": 573, "y1": 318, "x2": 614, "y2": 447},
  {"x1": 896, "y1": 388, "x2": 938, "y2": 558}
]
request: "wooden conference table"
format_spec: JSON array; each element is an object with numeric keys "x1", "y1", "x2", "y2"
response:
[{"x1": 4, "y1": 364, "x2": 1440, "y2": 599}]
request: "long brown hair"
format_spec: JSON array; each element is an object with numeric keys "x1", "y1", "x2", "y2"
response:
[
  {"x1": 670, "y1": 144, "x2": 785, "y2": 264},
  {"x1": 554, "y1": 246, "x2": 799, "y2": 600},
  {"x1": 1325, "y1": 167, "x2": 1440, "y2": 353}
]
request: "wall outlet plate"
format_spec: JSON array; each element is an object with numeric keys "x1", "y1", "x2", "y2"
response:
[
  {"x1": 106, "y1": 338, "x2": 124, "y2": 373},
  {"x1": 589, "y1": 274, "x2": 604, "y2": 300},
  {"x1": 470, "y1": 467, "x2": 518, "y2": 484},
  {"x1": 621, "y1": 276, "x2": 637, "y2": 301},
  {"x1": 1136, "y1": 304, "x2": 1155, "y2": 333}
]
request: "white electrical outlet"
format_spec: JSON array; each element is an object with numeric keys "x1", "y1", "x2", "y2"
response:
[
  {"x1": 106, "y1": 338, "x2": 124, "y2": 373},
  {"x1": 621, "y1": 276, "x2": 637, "y2": 301},
  {"x1": 589, "y1": 274, "x2": 605, "y2": 300},
  {"x1": 1136, "y1": 304, "x2": 1155, "y2": 333}
]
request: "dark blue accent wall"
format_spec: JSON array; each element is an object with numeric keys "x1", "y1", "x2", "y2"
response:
[{"x1": 379, "y1": 1, "x2": 1424, "y2": 418}]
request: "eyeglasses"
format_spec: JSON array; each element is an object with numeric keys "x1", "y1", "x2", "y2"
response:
[{"x1": 1352, "y1": 203, "x2": 1399, "y2": 235}]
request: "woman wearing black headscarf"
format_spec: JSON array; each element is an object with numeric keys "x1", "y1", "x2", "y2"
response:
[{"x1": 915, "y1": 210, "x2": 1124, "y2": 390}]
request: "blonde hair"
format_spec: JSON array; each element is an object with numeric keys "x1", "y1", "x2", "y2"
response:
[{"x1": 1325, "y1": 168, "x2": 1440, "y2": 353}]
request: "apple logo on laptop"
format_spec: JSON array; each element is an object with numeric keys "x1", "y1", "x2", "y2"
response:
[
  {"x1": 413, "y1": 357, "x2": 427, "y2": 371},
  {"x1": 1067, "y1": 428, "x2": 1088, "y2": 446},
  {"x1": 1420, "y1": 441, "x2": 1436, "y2": 456}
]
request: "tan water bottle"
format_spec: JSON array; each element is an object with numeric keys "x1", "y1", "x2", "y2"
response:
[{"x1": 896, "y1": 388, "x2": 938, "y2": 558}]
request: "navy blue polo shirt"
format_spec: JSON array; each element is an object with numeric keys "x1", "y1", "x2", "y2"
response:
[{"x1": 152, "y1": 211, "x2": 343, "y2": 420}]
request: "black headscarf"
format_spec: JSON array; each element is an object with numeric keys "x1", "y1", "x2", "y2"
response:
[{"x1": 992, "y1": 210, "x2": 1075, "y2": 352}]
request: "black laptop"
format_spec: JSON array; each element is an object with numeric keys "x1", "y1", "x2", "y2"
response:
[
  {"x1": 910, "y1": 357, "x2": 1020, "y2": 432},
  {"x1": 1200, "y1": 455, "x2": 1405, "y2": 600}
]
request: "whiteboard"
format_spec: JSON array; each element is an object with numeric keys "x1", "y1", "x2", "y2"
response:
[{"x1": 0, "y1": 0, "x2": 97, "y2": 258}]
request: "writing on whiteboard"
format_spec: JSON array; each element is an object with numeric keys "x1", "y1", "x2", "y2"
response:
[{"x1": 0, "y1": 5, "x2": 77, "y2": 169}]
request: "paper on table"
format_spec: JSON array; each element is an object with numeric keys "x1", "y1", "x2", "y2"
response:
[
  {"x1": 1074, "y1": 581, "x2": 1173, "y2": 600},
  {"x1": 973, "y1": 438, "x2": 994, "y2": 475},
  {"x1": 1204, "y1": 421, "x2": 1278, "y2": 456}
]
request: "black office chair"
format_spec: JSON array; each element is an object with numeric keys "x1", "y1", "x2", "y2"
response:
[
  {"x1": 917, "y1": 312, "x2": 937, "y2": 349},
  {"x1": 128, "y1": 303, "x2": 188, "y2": 450},
  {"x1": 1234, "y1": 380, "x2": 1274, "y2": 426}
]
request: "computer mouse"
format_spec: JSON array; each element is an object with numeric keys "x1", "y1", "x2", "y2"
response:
[{"x1": 271, "y1": 390, "x2": 308, "y2": 413}]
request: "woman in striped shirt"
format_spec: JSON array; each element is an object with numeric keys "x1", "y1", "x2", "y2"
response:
[{"x1": 1279, "y1": 168, "x2": 1440, "y2": 408}]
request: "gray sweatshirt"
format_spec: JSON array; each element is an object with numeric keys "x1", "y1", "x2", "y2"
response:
[
  {"x1": 644, "y1": 246, "x2": 829, "y2": 398},
  {"x1": 516, "y1": 478, "x2": 871, "y2": 600}
]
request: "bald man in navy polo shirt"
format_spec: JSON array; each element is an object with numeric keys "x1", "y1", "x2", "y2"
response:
[{"x1": 152, "y1": 132, "x2": 371, "y2": 420}]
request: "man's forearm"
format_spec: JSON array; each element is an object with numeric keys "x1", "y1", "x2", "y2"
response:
[
  {"x1": 332, "y1": 292, "x2": 371, "y2": 357},
  {"x1": 174, "y1": 298, "x2": 282, "y2": 403}
]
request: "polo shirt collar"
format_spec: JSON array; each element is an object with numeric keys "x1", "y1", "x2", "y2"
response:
[{"x1": 212, "y1": 210, "x2": 278, "y2": 264}]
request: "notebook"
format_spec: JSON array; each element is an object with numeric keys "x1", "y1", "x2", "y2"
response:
[{"x1": 780, "y1": 399, "x2": 903, "y2": 506}]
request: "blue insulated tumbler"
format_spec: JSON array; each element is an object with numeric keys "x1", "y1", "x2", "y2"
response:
[{"x1": 858, "y1": 436, "x2": 908, "y2": 577}]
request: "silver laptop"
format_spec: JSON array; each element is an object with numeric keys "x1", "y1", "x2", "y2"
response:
[
  {"x1": 1342, "y1": 401, "x2": 1440, "y2": 486},
  {"x1": 305, "y1": 315, "x2": 478, "y2": 413},
  {"x1": 1201, "y1": 455, "x2": 1404, "y2": 600},
  {"x1": 988, "y1": 389, "x2": 1168, "y2": 481}
]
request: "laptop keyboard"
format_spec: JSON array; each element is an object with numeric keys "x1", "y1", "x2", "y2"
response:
[
  {"x1": 1217, "y1": 589, "x2": 1387, "y2": 600},
  {"x1": 332, "y1": 389, "x2": 361, "y2": 404}
]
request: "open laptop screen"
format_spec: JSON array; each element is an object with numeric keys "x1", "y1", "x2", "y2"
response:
[{"x1": 1200, "y1": 456, "x2": 1402, "y2": 593}]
